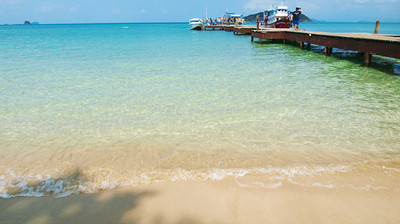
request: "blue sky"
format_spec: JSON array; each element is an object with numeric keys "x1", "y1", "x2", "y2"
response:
[{"x1": 0, "y1": 0, "x2": 399, "y2": 24}]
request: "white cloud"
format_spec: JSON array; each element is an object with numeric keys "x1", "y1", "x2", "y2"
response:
[
  {"x1": 111, "y1": 8, "x2": 120, "y2": 14},
  {"x1": 343, "y1": 0, "x2": 399, "y2": 3},
  {"x1": 333, "y1": 0, "x2": 399, "y2": 10},
  {"x1": 296, "y1": 1, "x2": 321, "y2": 11},
  {"x1": 0, "y1": 0, "x2": 20, "y2": 5},
  {"x1": 35, "y1": 1, "x2": 63, "y2": 13},
  {"x1": 244, "y1": 0, "x2": 275, "y2": 10},
  {"x1": 69, "y1": 4, "x2": 80, "y2": 12}
]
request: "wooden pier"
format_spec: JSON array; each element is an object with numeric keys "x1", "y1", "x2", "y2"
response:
[
  {"x1": 204, "y1": 25, "x2": 254, "y2": 33},
  {"x1": 224, "y1": 25, "x2": 235, "y2": 32},
  {"x1": 204, "y1": 25, "x2": 225, "y2": 31},
  {"x1": 204, "y1": 25, "x2": 257, "y2": 35},
  {"x1": 233, "y1": 25, "x2": 258, "y2": 35},
  {"x1": 204, "y1": 25, "x2": 235, "y2": 31},
  {"x1": 251, "y1": 29, "x2": 400, "y2": 66}
]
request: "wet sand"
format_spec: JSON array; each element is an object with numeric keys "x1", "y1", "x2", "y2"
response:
[{"x1": 1, "y1": 177, "x2": 400, "y2": 224}]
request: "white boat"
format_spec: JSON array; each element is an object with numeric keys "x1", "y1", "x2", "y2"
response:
[
  {"x1": 266, "y1": 5, "x2": 291, "y2": 28},
  {"x1": 189, "y1": 18, "x2": 203, "y2": 30}
]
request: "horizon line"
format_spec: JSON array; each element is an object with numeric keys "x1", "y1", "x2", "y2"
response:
[{"x1": 2, "y1": 21, "x2": 400, "y2": 25}]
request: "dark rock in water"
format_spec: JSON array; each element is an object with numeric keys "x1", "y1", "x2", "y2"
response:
[
  {"x1": 23, "y1": 21, "x2": 31, "y2": 25},
  {"x1": 244, "y1": 11, "x2": 313, "y2": 23}
]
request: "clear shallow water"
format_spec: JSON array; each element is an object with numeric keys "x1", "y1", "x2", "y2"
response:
[
  {"x1": 1, "y1": 23, "x2": 400, "y2": 197},
  {"x1": 301, "y1": 22, "x2": 400, "y2": 35}
]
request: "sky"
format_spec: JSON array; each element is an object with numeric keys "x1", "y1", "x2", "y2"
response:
[{"x1": 0, "y1": 0, "x2": 399, "y2": 24}]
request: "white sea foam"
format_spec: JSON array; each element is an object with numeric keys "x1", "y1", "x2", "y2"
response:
[
  {"x1": 382, "y1": 166, "x2": 400, "y2": 173},
  {"x1": 234, "y1": 176, "x2": 283, "y2": 189},
  {"x1": 0, "y1": 165, "x2": 359, "y2": 198},
  {"x1": 1, "y1": 162, "x2": 400, "y2": 198},
  {"x1": 312, "y1": 182, "x2": 335, "y2": 188}
]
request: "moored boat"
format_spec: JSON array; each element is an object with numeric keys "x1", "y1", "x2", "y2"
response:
[
  {"x1": 189, "y1": 18, "x2": 203, "y2": 30},
  {"x1": 266, "y1": 5, "x2": 291, "y2": 28}
]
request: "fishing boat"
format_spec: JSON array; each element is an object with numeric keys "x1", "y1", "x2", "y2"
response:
[
  {"x1": 189, "y1": 18, "x2": 203, "y2": 30},
  {"x1": 266, "y1": 5, "x2": 291, "y2": 28}
]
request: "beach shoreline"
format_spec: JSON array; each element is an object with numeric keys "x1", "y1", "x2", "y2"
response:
[
  {"x1": 1, "y1": 22, "x2": 400, "y2": 224},
  {"x1": 1, "y1": 177, "x2": 400, "y2": 224}
]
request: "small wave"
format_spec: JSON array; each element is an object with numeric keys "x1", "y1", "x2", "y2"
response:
[
  {"x1": 312, "y1": 182, "x2": 335, "y2": 188},
  {"x1": 0, "y1": 169, "x2": 83, "y2": 198},
  {"x1": 382, "y1": 166, "x2": 400, "y2": 173},
  {"x1": 234, "y1": 176, "x2": 283, "y2": 189},
  {"x1": 1, "y1": 164, "x2": 398, "y2": 198}
]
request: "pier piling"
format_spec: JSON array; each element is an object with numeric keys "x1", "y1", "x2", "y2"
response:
[
  {"x1": 365, "y1": 53, "x2": 372, "y2": 67},
  {"x1": 374, "y1": 21, "x2": 380, "y2": 34},
  {"x1": 251, "y1": 29, "x2": 400, "y2": 67},
  {"x1": 324, "y1": 46, "x2": 329, "y2": 55},
  {"x1": 204, "y1": 25, "x2": 399, "y2": 67}
]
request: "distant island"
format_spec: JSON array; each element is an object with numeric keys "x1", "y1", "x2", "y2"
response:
[
  {"x1": 23, "y1": 21, "x2": 39, "y2": 25},
  {"x1": 244, "y1": 11, "x2": 312, "y2": 23}
]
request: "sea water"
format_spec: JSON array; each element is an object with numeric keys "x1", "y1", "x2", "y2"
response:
[{"x1": 0, "y1": 22, "x2": 399, "y2": 197}]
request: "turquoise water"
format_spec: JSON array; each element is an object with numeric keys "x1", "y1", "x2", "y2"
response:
[
  {"x1": 1, "y1": 23, "x2": 400, "y2": 197},
  {"x1": 301, "y1": 22, "x2": 400, "y2": 34}
]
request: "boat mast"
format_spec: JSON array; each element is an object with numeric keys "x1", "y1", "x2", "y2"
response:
[{"x1": 206, "y1": 7, "x2": 208, "y2": 24}]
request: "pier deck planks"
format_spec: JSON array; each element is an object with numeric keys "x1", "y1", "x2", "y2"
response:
[
  {"x1": 251, "y1": 29, "x2": 400, "y2": 66},
  {"x1": 233, "y1": 25, "x2": 258, "y2": 35}
]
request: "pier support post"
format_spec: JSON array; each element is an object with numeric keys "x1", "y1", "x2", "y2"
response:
[
  {"x1": 259, "y1": 37, "x2": 262, "y2": 44},
  {"x1": 364, "y1": 53, "x2": 372, "y2": 67},
  {"x1": 324, "y1": 46, "x2": 332, "y2": 55},
  {"x1": 374, "y1": 21, "x2": 380, "y2": 34},
  {"x1": 283, "y1": 39, "x2": 286, "y2": 44},
  {"x1": 251, "y1": 36, "x2": 254, "y2": 42},
  {"x1": 300, "y1": 42, "x2": 304, "y2": 50}
]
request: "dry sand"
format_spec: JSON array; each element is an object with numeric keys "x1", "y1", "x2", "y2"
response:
[{"x1": 1, "y1": 177, "x2": 400, "y2": 224}]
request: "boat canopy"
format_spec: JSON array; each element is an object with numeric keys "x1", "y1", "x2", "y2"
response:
[
  {"x1": 189, "y1": 18, "x2": 202, "y2": 22},
  {"x1": 224, "y1": 12, "x2": 237, "y2": 17},
  {"x1": 277, "y1": 6, "x2": 288, "y2": 10}
]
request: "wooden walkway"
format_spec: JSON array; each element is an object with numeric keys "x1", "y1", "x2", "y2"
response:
[
  {"x1": 204, "y1": 25, "x2": 235, "y2": 31},
  {"x1": 251, "y1": 29, "x2": 400, "y2": 66},
  {"x1": 203, "y1": 25, "x2": 225, "y2": 30},
  {"x1": 233, "y1": 25, "x2": 258, "y2": 35},
  {"x1": 204, "y1": 24, "x2": 255, "y2": 33}
]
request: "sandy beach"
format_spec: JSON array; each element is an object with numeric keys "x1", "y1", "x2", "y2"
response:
[{"x1": 1, "y1": 177, "x2": 400, "y2": 224}]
